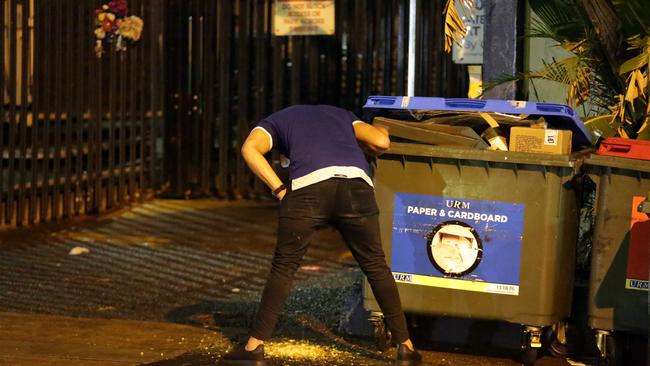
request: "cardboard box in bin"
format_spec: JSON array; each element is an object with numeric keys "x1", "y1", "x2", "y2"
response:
[{"x1": 509, "y1": 127, "x2": 572, "y2": 155}]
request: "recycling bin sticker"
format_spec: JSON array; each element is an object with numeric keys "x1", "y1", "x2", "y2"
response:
[
  {"x1": 390, "y1": 192, "x2": 524, "y2": 296},
  {"x1": 626, "y1": 196, "x2": 649, "y2": 292}
]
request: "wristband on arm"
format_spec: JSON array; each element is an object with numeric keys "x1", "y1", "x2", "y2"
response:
[{"x1": 272, "y1": 184, "x2": 286, "y2": 197}]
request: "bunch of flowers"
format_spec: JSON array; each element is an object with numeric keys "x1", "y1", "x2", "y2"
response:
[{"x1": 94, "y1": 0, "x2": 144, "y2": 58}]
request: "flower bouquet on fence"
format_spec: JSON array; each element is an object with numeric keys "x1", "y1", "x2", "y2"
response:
[{"x1": 94, "y1": 0, "x2": 144, "y2": 58}]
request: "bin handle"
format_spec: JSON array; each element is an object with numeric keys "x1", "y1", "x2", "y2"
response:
[
  {"x1": 444, "y1": 99, "x2": 487, "y2": 109},
  {"x1": 603, "y1": 143, "x2": 631, "y2": 153},
  {"x1": 366, "y1": 96, "x2": 398, "y2": 106},
  {"x1": 536, "y1": 103, "x2": 575, "y2": 115}
]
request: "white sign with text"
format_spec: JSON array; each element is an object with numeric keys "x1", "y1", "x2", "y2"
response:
[
  {"x1": 273, "y1": 0, "x2": 335, "y2": 36},
  {"x1": 452, "y1": 0, "x2": 484, "y2": 64}
]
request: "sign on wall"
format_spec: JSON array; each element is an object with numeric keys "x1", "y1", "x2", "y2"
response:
[
  {"x1": 452, "y1": 0, "x2": 484, "y2": 64},
  {"x1": 272, "y1": 0, "x2": 335, "y2": 36}
]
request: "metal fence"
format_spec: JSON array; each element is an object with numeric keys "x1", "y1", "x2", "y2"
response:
[
  {"x1": 1, "y1": 0, "x2": 467, "y2": 228},
  {"x1": 164, "y1": 0, "x2": 468, "y2": 199},
  {"x1": 1, "y1": 0, "x2": 164, "y2": 228}
]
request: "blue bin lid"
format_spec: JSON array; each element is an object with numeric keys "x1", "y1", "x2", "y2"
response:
[{"x1": 363, "y1": 96, "x2": 592, "y2": 148}]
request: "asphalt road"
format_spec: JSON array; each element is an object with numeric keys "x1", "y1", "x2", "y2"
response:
[{"x1": 0, "y1": 199, "x2": 643, "y2": 365}]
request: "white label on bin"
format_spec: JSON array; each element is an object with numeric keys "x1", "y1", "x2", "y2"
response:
[
  {"x1": 508, "y1": 100, "x2": 527, "y2": 109},
  {"x1": 400, "y1": 96, "x2": 411, "y2": 108},
  {"x1": 391, "y1": 193, "x2": 524, "y2": 296},
  {"x1": 545, "y1": 130, "x2": 559, "y2": 146}
]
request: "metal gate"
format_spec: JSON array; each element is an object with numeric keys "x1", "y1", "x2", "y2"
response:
[
  {"x1": 1, "y1": 0, "x2": 468, "y2": 228},
  {"x1": 163, "y1": 0, "x2": 468, "y2": 199},
  {"x1": 1, "y1": 0, "x2": 164, "y2": 228}
]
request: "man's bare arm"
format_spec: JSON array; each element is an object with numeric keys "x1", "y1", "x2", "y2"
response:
[
  {"x1": 353, "y1": 121, "x2": 390, "y2": 156},
  {"x1": 241, "y1": 129, "x2": 286, "y2": 199}
]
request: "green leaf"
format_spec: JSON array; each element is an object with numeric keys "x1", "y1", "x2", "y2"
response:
[
  {"x1": 619, "y1": 52, "x2": 649, "y2": 75},
  {"x1": 638, "y1": 125, "x2": 650, "y2": 140},
  {"x1": 612, "y1": 0, "x2": 650, "y2": 37},
  {"x1": 584, "y1": 114, "x2": 617, "y2": 143},
  {"x1": 528, "y1": 0, "x2": 587, "y2": 42},
  {"x1": 637, "y1": 118, "x2": 650, "y2": 140}
]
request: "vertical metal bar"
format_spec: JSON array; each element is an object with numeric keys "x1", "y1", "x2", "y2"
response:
[
  {"x1": 307, "y1": 37, "x2": 318, "y2": 102},
  {"x1": 289, "y1": 36, "x2": 302, "y2": 105},
  {"x1": 88, "y1": 0, "x2": 98, "y2": 213},
  {"x1": 395, "y1": 0, "x2": 406, "y2": 96},
  {"x1": 329, "y1": 0, "x2": 342, "y2": 105},
  {"x1": 7, "y1": 0, "x2": 18, "y2": 225},
  {"x1": 431, "y1": 3, "x2": 443, "y2": 95},
  {"x1": 217, "y1": 0, "x2": 232, "y2": 196},
  {"x1": 201, "y1": 0, "x2": 215, "y2": 194},
  {"x1": 271, "y1": 34, "x2": 284, "y2": 111},
  {"x1": 268, "y1": 0, "x2": 283, "y2": 186},
  {"x1": 107, "y1": 46, "x2": 117, "y2": 208},
  {"x1": 352, "y1": 0, "x2": 362, "y2": 109},
  {"x1": 52, "y1": 0, "x2": 62, "y2": 220},
  {"x1": 343, "y1": 0, "x2": 356, "y2": 110},
  {"x1": 360, "y1": 0, "x2": 371, "y2": 111},
  {"x1": 153, "y1": 0, "x2": 165, "y2": 192},
  {"x1": 235, "y1": 0, "x2": 251, "y2": 197},
  {"x1": 252, "y1": 0, "x2": 268, "y2": 196},
  {"x1": 0, "y1": 0, "x2": 5, "y2": 226},
  {"x1": 128, "y1": 1, "x2": 137, "y2": 201},
  {"x1": 371, "y1": 0, "x2": 380, "y2": 97},
  {"x1": 17, "y1": 0, "x2": 30, "y2": 225},
  {"x1": 407, "y1": 0, "x2": 416, "y2": 96},
  {"x1": 40, "y1": 0, "x2": 51, "y2": 221},
  {"x1": 189, "y1": 0, "x2": 201, "y2": 194},
  {"x1": 94, "y1": 28, "x2": 104, "y2": 213},
  {"x1": 63, "y1": 0, "x2": 73, "y2": 219},
  {"x1": 382, "y1": 0, "x2": 392, "y2": 94},
  {"x1": 256, "y1": 0, "x2": 269, "y2": 114},
  {"x1": 163, "y1": 0, "x2": 185, "y2": 197},
  {"x1": 143, "y1": 0, "x2": 150, "y2": 195},
  {"x1": 417, "y1": 0, "x2": 430, "y2": 96},
  {"x1": 138, "y1": 0, "x2": 146, "y2": 196},
  {"x1": 369, "y1": 2, "x2": 379, "y2": 96},
  {"x1": 29, "y1": 0, "x2": 40, "y2": 223},
  {"x1": 75, "y1": 0, "x2": 85, "y2": 215},
  {"x1": 118, "y1": 51, "x2": 126, "y2": 204}
]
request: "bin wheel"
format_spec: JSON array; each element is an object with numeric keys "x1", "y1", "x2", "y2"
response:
[
  {"x1": 521, "y1": 346, "x2": 538, "y2": 366},
  {"x1": 543, "y1": 321, "x2": 581, "y2": 358},
  {"x1": 521, "y1": 326, "x2": 542, "y2": 366},
  {"x1": 370, "y1": 316, "x2": 391, "y2": 352},
  {"x1": 601, "y1": 334, "x2": 623, "y2": 366}
]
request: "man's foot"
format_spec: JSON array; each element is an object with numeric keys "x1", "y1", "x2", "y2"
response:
[
  {"x1": 220, "y1": 344, "x2": 267, "y2": 366},
  {"x1": 394, "y1": 343, "x2": 422, "y2": 365}
]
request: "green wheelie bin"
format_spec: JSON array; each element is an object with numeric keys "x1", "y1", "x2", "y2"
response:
[
  {"x1": 583, "y1": 138, "x2": 650, "y2": 366},
  {"x1": 361, "y1": 96, "x2": 591, "y2": 366}
]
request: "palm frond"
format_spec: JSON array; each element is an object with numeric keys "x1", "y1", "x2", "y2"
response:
[
  {"x1": 528, "y1": 57, "x2": 580, "y2": 86},
  {"x1": 484, "y1": 56, "x2": 592, "y2": 106},
  {"x1": 443, "y1": 0, "x2": 475, "y2": 53},
  {"x1": 619, "y1": 35, "x2": 650, "y2": 74},
  {"x1": 612, "y1": 0, "x2": 650, "y2": 37},
  {"x1": 528, "y1": 0, "x2": 587, "y2": 42}
]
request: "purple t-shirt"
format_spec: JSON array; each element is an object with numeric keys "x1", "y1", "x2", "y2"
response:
[{"x1": 256, "y1": 105, "x2": 370, "y2": 187}]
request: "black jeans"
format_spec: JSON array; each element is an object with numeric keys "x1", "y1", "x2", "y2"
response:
[{"x1": 250, "y1": 178, "x2": 410, "y2": 343}]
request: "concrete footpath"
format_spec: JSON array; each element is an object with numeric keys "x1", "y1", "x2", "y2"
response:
[{"x1": 0, "y1": 312, "x2": 227, "y2": 365}]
